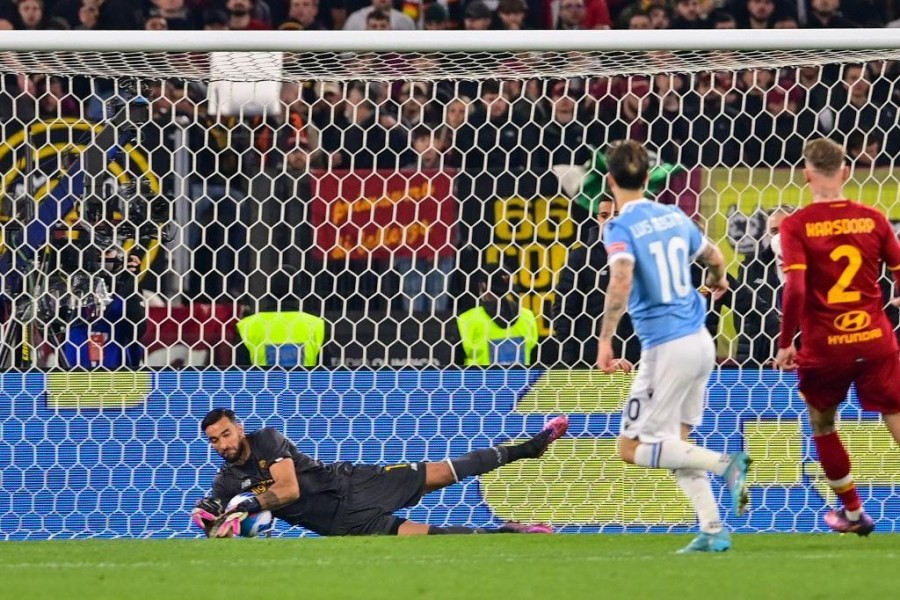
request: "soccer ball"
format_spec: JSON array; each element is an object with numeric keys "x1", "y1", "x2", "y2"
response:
[{"x1": 226, "y1": 493, "x2": 275, "y2": 538}]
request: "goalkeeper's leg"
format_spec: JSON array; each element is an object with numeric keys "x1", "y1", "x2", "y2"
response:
[
  {"x1": 422, "y1": 415, "x2": 568, "y2": 493},
  {"x1": 396, "y1": 521, "x2": 552, "y2": 535}
]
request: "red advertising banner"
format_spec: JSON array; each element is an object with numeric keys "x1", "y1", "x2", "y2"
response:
[
  {"x1": 310, "y1": 169, "x2": 457, "y2": 260},
  {"x1": 142, "y1": 303, "x2": 242, "y2": 368}
]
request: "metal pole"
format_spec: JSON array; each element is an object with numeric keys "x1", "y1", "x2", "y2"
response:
[{"x1": 170, "y1": 116, "x2": 191, "y2": 305}]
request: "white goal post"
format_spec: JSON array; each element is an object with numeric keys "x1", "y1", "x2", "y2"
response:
[
  {"x1": 0, "y1": 30, "x2": 899, "y2": 539},
  {"x1": 1, "y1": 29, "x2": 900, "y2": 79}
]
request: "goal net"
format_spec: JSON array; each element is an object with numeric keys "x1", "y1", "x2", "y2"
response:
[{"x1": 1, "y1": 30, "x2": 899, "y2": 539}]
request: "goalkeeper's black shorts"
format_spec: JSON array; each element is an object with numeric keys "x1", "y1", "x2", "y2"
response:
[{"x1": 333, "y1": 462, "x2": 427, "y2": 536}]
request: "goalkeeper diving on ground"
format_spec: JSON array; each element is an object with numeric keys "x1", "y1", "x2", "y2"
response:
[{"x1": 192, "y1": 408, "x2": 568, "y2": 537}]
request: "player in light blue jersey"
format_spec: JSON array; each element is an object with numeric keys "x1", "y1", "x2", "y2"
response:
[{"x1": 596, "y1": 140, "x2": 752, "y2": 554}]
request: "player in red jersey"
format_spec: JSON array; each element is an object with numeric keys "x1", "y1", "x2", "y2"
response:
[{"x1": 775, "y1": 138, "x2": 900, "y2": 536}]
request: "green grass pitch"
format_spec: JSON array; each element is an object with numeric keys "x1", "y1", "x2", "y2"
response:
[{"x1": 4, "y1": 534, "x2": 896, "y2": 600}]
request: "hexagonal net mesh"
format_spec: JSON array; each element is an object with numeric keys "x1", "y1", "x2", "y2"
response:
[{"x1": 0, "y1": 31, "x2": 899, "y2": 539}]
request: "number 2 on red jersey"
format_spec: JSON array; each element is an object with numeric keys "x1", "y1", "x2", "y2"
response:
[{"x1": 827, "y1": 244, "x2": 862, "y2": 305}]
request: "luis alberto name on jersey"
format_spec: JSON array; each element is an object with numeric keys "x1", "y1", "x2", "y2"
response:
[{"x1": 604, "y1": 199, "x2": 708, "y2": 350}]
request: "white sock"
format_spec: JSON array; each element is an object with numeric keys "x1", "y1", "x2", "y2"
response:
[
  {"x1": 633, "y1": 440, "x2": 731, "y2": 476},
  {"x1": 675, "y1": 468, "x2": 723, "y2": 534},
  {"x1": 845, "y1": 508, "x2": 862, "y2": 521}
]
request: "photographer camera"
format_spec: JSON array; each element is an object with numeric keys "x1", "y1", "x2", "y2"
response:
[
  {"x1": 37, "y1": 179, "x2": 170, "y2": 369},
  {"x1": 0, "y1": 82, "x2": 168, "y2": 370}
]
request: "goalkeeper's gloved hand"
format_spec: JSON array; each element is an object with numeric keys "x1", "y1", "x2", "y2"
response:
[
  {"x1": 210, "y1": 495, "x2": 261, "y2": 538},
  {"x1": 209, "y1": 495, "x2": 263, "y2": 538},
  {"x1": 191, "y1": 497, "x2": 224, "y2": 537}
]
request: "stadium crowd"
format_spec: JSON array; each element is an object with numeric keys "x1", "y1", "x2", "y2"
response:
[{"x1": 0, "y1": 1, "x2": 897, "y2": 33}]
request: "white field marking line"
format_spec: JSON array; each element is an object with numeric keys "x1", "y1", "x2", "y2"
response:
[{"x1": 1, "y1": 552, "x2": 896, "y2": 570}]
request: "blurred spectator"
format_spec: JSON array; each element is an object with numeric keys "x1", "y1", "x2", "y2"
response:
[
  {"x1": 847, "y1": 131, "x2": 887, "y2": 168},
  {"x1": 75, "y1": 1, "x2": 99, "y2": 29},
  {"x1": 365, "y1": 7, "x2": 391, "y2": 28},
  {"x1": 0, "y1": 74, "x2": 37, "y2": 130},
  {"x1": 36, "y1": 75, "x2": 80, "y2": 118},
  {"x1": 818, "y1": 63, "x2": 897, "y2": 151},
  {"x1": 96, "y1": 0, "x2": 145, "y2": 29},
  {"x1": 733, "y1": 205, "x2": 795, "y2": 366},
  {"x1": 250, "y1": 80, "x2": 312, "y2": 173},
  {"x1": 599, "y1": 76, "x2": 654, "y2": 145},
  {"x1": 311, "y1": 81, "x2": 351, "y2": 168},
  {"x1": 323, "y1": 0, "x2": 347, "y2": 29},
  {"x1": 690, "y1": 71, "x2": 744, "y2": 166},
  {"x1": 253, "y1": 0, "x2": 274, "y2": 24},
  {"x1": 12, "y1": 0, "x2": 46, "y2": 29},
  {"x1": 226, "y1": 0, "x2": 270, "y2": 29},
  {"x1": 395, "y1": 128, "x2": 454, "y2": 313},
  {"x1": 497, "y1": 0, "x2": 528, "y2": 29},
  {"x1": 464, "y1": 0, "x2": 492, "y2": 29},
  {"x1": 236, "y1": 310, "x2": 327, "y2": 367},
  {"x1": 805, "y1": 0, "x2": 859, "y2": 28},
  {"x1": 456, "y1": 264, "x2": 538, "y2": 366},
  {"x1": 308, "y1": 81, "x2": 341, "y2": 159},
  {"x1": 626, "y1": 10, "x2": 652, "y2": 28},
  {"x1": 766, "y1": 205, "x2": 795, "y2": 284},
  {"x1": 283, "y1": 0, "x2": 326, "y2": 29},
  {"x1": 323, "y1": 81, "x2": 405, "y2": 169},
  {"x1": 423, "y1": 2, "x2": 448, "y2": 29},
  {"x1": 712, "y1": 10, "x2": 737, "y2": 28},
  {"x1": 403, "y1": 126, "x2": 444, "y2": 169},
  {"x1": 785, "y1": 64, "x2": 829, "y2": 112},
  {"x1": 541, "y1": 78, "x2": 594, "y2": 167},
  {"x1": 45, "y1": 0, "x2": 82, "y2": 27},
  {"x1": 46, "y1": 14, "x2": 70, "y2": 28},
  {"x1": 148, "y1": 0, "x2": 198, "y2": 30},
  {"x1": 648, "y1": 3, "x2": 670, "y2": 27},
  {"x1": 544, "y1": 0, "x2": 611, "y2": 29},
  {"x1": 615, "y1": 0, "x2": 661, "y2": 28},
  {"x1": 552, "y1": 197, "x2": 640, "y2": 368},
  {"x1": 145, "y1": 14, "x2": 169, "y2": 29},
  {"x1": 737, "y1": 0, "x2": 778, "y2": 28},
  {"x1": 644, "y1": 72, "x2": 695, "y2": 164},
  {"x1": 344, "y1": 0, "x2": 416, "y2": 30},
  {"x1": 866, "y1": 59, "x2": 898, "y2": 105},
  {"x1": 394, "y1": 81, "x2": 434, "y2": 129},
  {"x1": 773, "y1": 12, "x2": 799, "y2": 27},
  {"x1": 740, "y1": 68, "x2": 778, "y2": 114},
  {"x1": 670, "y1": 0, "x2": 710, "y2": 28},
  {"x1": 235, "y1": 268, "x2": 328, "y2": 367},
  {"x1": 838, "y1": 0, "x2": 889, "y2": 27},
  {"x1": 438, "y1": 96, "x2": 472, "y2": 168},
  {"x1": 556, "y1": 0, "x2": 588, "y2": 28},
  {"x1": 202, "y1": 8, "x2": 229, "y2": 29},
  {"x1": 463, "y1": 80, "x2": 540, "y2": 173},
  {"x1": 750, "y1": 86, "x2": 813, "y2": 167}
]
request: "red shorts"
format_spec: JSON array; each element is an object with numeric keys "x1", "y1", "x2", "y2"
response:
[{"x1": 797, "y1": 352, "x2": 900, "y2": 413}]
